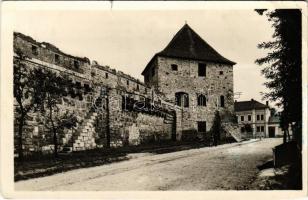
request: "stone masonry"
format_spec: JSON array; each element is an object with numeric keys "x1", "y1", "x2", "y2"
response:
[{"x1": 14, "y1": 23, "x2": 237, "y2": 154}]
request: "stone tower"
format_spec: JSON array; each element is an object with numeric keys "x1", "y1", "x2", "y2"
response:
[{"x1": 141, "y1": 24, "x2": 236, "y2": 139}]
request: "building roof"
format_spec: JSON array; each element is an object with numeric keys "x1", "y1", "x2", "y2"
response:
[
  {"x1": 234, "y1": 99, "x2": 269, "y2": 112},
  {"x1": 142, "y1": 24, "x2": 236, "y2": 75}
]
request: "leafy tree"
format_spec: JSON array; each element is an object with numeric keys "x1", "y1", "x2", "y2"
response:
[
  {"x1": 255, "y1": 9, "x2": 302, "y2": 146},
  {"x1": 210, "y1": 111, "x2": 222, "y2": 146},
  {"x1": 13, "y1": 49, "x2": 37, "y2": 160},
  {"x1": 32, "y1": 68, "x2": 77, "y2": 157}
]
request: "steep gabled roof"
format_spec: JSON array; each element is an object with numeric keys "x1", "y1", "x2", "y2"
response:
[
  {"x1": 234, "y1": 99, "x2": 269, "y2": 112},
  {"x1": 142, "y1": 24, "x2": 236, "y2": 75}
]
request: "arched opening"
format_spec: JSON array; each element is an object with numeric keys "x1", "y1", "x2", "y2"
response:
[
  {"x1": 175, "y1": 92, "x2": 189, "y2": 107},
  {"x1": 197, "y1": 94, "x2": 207, "y2": 106}
]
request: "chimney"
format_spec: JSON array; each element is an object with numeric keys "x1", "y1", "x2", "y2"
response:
[
  {"x1": 251, "y1": 98, "x2": 254, "y2": 102},
  {"x1": 266, "y1": 101, "x2": 269, "y2": 106}
]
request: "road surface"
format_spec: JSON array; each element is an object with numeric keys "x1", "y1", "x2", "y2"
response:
[{"x1": 15, "y1": 138, "x2": 282, "y2": 191}]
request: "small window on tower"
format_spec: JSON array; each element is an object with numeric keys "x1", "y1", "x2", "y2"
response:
[
  {"x1": 220, "y1": 95, "x2": 225, "y2": 107},
  {"x1": 198, "y1": 63, "x2": 206, "y2": 77},
  {"x1": 197, "y1": 94, "x2": 206, "y2": 106},
  {"x1": 171, "y1": 64, "x2": 178, "y2": 71}
]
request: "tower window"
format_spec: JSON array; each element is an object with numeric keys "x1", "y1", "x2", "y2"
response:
[
  {"x1": 127, "y1": 80, "x2": 129, "y2": 86},
  {"x1": 175, "y1": 92, "x2": 189, "y2": 108},
  {"x1": 105, "y1": 72, "x2": 108, "y2": 79},
  {"x1": 198, "y1": 63, "x2": 206, "y2": 77},
  {"x1": 136, "y1": 84, "x2": 140, "y2": 91},
  {"x1": 197, "y1": 94, "x2": 206, "y2": 106},
  {"x1": 32, "y1": 45, "x2": 38, "y2": 56},
  {"x1": 171, "y1": 64, "x2": 178, "y2": 71},
  {"x1": 220, "y1": 95, "x2": 225, "y2": 107}
]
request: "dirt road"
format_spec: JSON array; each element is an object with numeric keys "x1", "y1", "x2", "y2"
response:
[{"x1": 15, "y1": 138, "x2": 282, "y2": 191}]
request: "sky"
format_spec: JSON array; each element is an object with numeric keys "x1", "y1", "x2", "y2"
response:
[{"x1": 11, "y1": 9, "x2": 275, "y2": 106}]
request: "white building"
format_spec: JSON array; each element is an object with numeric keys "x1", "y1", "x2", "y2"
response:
[{"x1": 234, "y1": 99, "x2": 271, "y2": 138}]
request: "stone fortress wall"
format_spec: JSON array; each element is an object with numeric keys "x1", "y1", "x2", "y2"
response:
[
  {"x1": 14, "y1": 32, "x2": 181, "y2": 154},
  {"x1": 14, "y1": 24, "x2": 239, "y2": 154}
]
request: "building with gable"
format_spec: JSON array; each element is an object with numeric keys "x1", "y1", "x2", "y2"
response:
[{"x1": 142, "y1": 24, "x2": 236, "y2": 140}]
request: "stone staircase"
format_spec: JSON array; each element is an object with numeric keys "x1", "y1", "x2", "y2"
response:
[
  {"x1": 163, "y1": 113, "x2": 174, "y2": 124},
  {"x1": 222, "y1": 122, "x2": 244, "y2": 142},
  {"x1": 61, "y1": 96, "x2": 103, "y2": 152},
  {"x1": 70, "y1": 111, "x2": 98, "y2": 151}
]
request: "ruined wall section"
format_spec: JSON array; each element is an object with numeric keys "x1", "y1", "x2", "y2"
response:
[
  {"x1": 14, "y1": 33, "x2": 95, "y2": 154},
  {"x1": 93, "y1": 64, "x2": 178, "y2": 147},
  {"x1": 14, "y1": 32, "x2": 180, "y2": 153}
]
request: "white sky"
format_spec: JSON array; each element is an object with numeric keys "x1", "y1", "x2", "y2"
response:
[{"x1": 12, "y1": 9, "x2": 274, "y2": 106}]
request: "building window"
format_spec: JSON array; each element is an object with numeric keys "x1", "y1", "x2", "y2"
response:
[
  {"x1": 197, "y1": 121, "x2": 207, "y2": 133},
  {"x1": 198, "y1": 63, "x2": 206, "y2": 77},
  {"x1": 127, "y1": 80, "x2": 129, "y2": 86},
  {"x1": 197, "y1": 94, "x2": 206, "y2": 106},
  {"x1": 261, "y1": 114, "x2": 264, "y2": 120},
  {"x1": 151, "y1": 67, "x2": 155, "y2": 77},
  {"x1": 241, "y1": 116, "x2": 244, "y2": 121},
  {"x1": 248, "y1": 115, "x2": 251, "y2": 121},
  {"x1": 241, "y1": 127, "x2": 245, "y2": 133},
  {"x1": 136, "y1": 84, "x2": 139, "y2": 91},
  {"x1": 105, "y1": 72, "x2": 108, "y2": 79},
  {"x1": 219, "y1": 71, "x2": 223, "y2": 75},
  {"x1": 55, "y1": 54, "x2": 60, "y2": 64},
  {"x1": 31, "y1": 45, "x2": 38, "y2": 56},
  {"x1": 257, "y1": 115, "x2": 260, "y2": 121},
  {"x1": 220, "y1": 95, "x2": 225, "y2": 107},
  {"x1": 261, "y1": 126, "x2": 264, "y2": 132},
  {"x1": 84, "y1": 84, "x2": 91, "y2": 94},
  {"x1": 175, "y1": 92, "x2": 189, "y2": 107},
  {"x1": 74, "y1": 60, "x2": 80, "y2": 69},
  {"x1": 171, "y1": 64, "x2": 178, "y2": 71},
  {"x1": 75, "y1": 81, "x2": 82, "y2": 89},
  {"x1": 257, "y1": 126, "x2": 261, "y2": 132}
]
